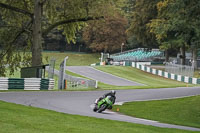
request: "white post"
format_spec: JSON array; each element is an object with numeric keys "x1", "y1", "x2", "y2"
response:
[
  {"x1": 107, "y1": 53, "x2": 110, "y2": 58},
  {"x1": 95, "y1": 80, "x2": 98, "y2": 88},
  {"x1": 58, "y1": 56, "x2": 68, "y2": 90},
  {"x1": 100, "y1": 52, "x2": 103, "y2": 62}
]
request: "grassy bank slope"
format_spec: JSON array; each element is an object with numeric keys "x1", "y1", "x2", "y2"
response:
[
  {"x1": 0, "y1": 100, "x2": 194, "y2": 133},
  {"x1": 113, "y1": 95, "x2": 200, "y2": 128},
  {"x1": 95, "y1": 66, "x2": 191, "y2": 88},
  {"x1": 43, "y1": 52, "x2": 100, "y2": 69}
]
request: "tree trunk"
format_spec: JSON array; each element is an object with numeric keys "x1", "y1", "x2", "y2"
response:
[
  {"x1": 192, "y1": 48, "x2": 198, "y2": 69},
  {"x1": 165, "y1": 49, "x2": 169, "y2": 62},
  {"x1": 32, "y1": 0, "x2": 42, "y2": 66},
  {"x1": 180, "y1": 45, "x2": 186, "y2": 65}
]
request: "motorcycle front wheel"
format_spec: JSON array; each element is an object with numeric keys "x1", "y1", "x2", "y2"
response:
[{"x1": 97, "y1": 104, "x2": 107, "y2": 113}]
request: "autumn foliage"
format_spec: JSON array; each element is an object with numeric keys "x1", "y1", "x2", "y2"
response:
[{"x1": 83, "y1": 14, "x2": 128, "y2": 53}]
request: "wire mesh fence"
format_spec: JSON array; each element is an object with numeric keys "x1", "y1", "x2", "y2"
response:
[
  {"x1": 57, "y1": 56, "x2": 97, "y2": 90},
  {"x1": 165, "y1": 62, "x2": 194, "y2": 77},
  {"x1": 64, "y1": 74, "x2": 97, "y2": 89}
]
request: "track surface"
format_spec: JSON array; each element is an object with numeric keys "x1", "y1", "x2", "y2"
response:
[
  {"x1": 1, "y1": 87, "x2": 200, "y2": 131},
  {"x1": 66, "y1": 66, "x2": 144, "y2": 86}
]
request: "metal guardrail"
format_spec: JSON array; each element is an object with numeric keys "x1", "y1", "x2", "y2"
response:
[{"x1": 64, "y1": 75, "x2": 97, "y2": 89}]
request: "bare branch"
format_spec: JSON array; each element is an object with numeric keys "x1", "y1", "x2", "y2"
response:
[
  {"x1": 0, "y1": 25, "x2": 19, "y2": 28},
  {"x1": 0, "y1": 2, "x2": 33, "y2": 17},
  {"x1": 42, "y1": 16, "x2": 104, "y2": 36}
]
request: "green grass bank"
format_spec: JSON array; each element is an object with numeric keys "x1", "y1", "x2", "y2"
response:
[
  {"x1": 0, "y1": 100, "x2": 195, "y2": 133},
  {"x1": 95, "y1": 66, "x2": 193, "y2": 89},
  {"x1": 43, "y1": 52, "x2": 100, "y2": 69},
  {"x1": 113, "y1": 95, "x2": 200, "y2": 128}
]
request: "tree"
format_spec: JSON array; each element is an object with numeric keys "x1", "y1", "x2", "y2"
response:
[
  {"x1": 122, "y1": 0, "x2": 136, "y2": 20},
  {"x1": 82, "y1": 13, "x2": 128, "y2": 53},
  {"x1": 127, "y1": 0, "x2": 161, "y2": 48},
  {"x1": 126, "y1": 35, "x2": 141, "y2": 50},
  {"x1": 148, "y1": 0, "x2": 200, "y2": 67},
  {"x1": 0, "y1": 0, "x2": 116, "y2": 76}
]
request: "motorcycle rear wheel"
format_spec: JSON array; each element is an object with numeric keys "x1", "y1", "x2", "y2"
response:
[{"x1": 93, "y1": 105, "x2": 98, "y2": 112}]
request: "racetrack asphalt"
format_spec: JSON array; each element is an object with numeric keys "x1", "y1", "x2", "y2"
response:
[
  {"x1": 66, "y1": 66, "x2": 144, "y2": 86},
  {"x1": 1, "y1": 87, "x2": 200, "y2": 131}
]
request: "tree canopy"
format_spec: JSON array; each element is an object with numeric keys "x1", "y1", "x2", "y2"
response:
[
  {"x1": 0, "y1": 0, "x2": 119, "y2": 76},
  {"x1": 127, "y1": 0, "x2": 161, "y2": 48},
  {"x1": 147, "y1": 0, "x2": 200, "y2": 66},
  {"x1": 83, "y1": 13, "x2": 128, "y2": 53},
  {"x1": 0, "y1": 0, "x2": 200, "y2": 76},
  {"x1": 126, "y1": 0, "x2": 200, "y2": 66}
]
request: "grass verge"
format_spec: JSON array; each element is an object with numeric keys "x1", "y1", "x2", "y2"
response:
[
  {"x1": 113, "y1": 95, "x2": 200, "y2": 128},
  {"x1": 65, "y1": 65, "x2": 195, "y2": 90},
  {"x1": 43, "y1": 52, "x2": 100, "y2": 69},
  {"x1": 95, "y1": 66, "x2": 195, "y2": 88},
  {"x1": 0, "y1": 100, "x2": 195, "y2": 133}
]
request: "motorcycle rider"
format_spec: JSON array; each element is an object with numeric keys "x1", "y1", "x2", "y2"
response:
[
  {"x1": 103, "y1": 90, "x2": 116, "y2": 104},
  {"x1": 96, "y1": 90, "x2": 116, "y2": 109}
]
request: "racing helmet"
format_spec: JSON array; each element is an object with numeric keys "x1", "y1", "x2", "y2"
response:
[{"x1": 111, "y1": 90, "x2": 116, "y2": 95}]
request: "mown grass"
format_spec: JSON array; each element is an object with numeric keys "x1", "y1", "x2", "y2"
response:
[
  {"x1": 194, "y1": 70, "x2": 200, "y2": 78},
  {"x1": 95, "y1": 66, "x2": 194, "y2": 88},
  {"x1": 66, "y1": 70, "x2": 90, "y2": 79},
  {"x1": 113, "y1": 95, "x2": 200, "y2": 128},
  {"x1": 0, "y1": 100, "x2": 195, "y2": 133},
  {"x1": 42, "y1": 52, "x2": 100, "y2": 69}
]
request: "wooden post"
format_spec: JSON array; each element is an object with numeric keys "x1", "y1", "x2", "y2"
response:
[{"x1": 65, "y1": 80, "x2": 67, "y2": 89}]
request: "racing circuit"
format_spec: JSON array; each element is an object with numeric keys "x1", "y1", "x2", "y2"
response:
[
  {"x1": 0, "y1": 67, "x2": 200, "y2": 131},
  {"x1": 66, "y1": 66, "x2": 144, "y2": 86}
]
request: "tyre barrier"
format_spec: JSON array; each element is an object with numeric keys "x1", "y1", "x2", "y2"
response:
[{"x1": 0, "y1": 78, "x2": 54, "y2": 90}]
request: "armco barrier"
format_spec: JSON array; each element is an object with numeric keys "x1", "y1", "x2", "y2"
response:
[
  {"x1": 0, "y1": 78, "x2": 54, "y2": 90},
  {"x1": 131, "y1": 62, "x2": 200, "y2": 84}
]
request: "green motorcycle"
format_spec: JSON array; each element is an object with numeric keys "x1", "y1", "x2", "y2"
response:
[{"x1": 93, "y1": 96, "x2": 114, "y2": 113}]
